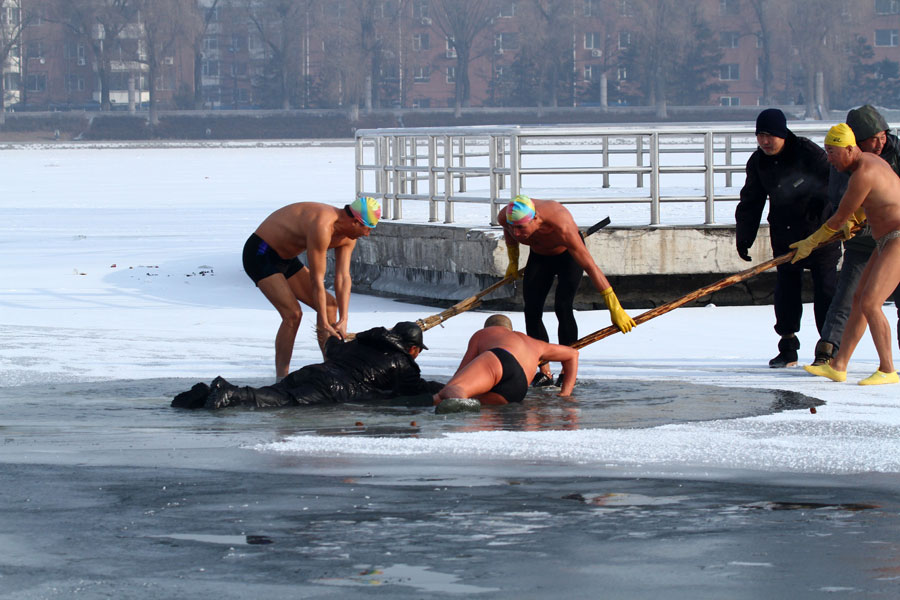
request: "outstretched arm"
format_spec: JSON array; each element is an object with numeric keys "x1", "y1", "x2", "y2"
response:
[{"x1": 540, "y1": 343, "x2": 579, "y2": 397}]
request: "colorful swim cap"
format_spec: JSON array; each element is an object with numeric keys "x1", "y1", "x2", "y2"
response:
[
  {"x1": 507, "y1": 195, "x2": 536, "y2": 225},
  {"x1": 349, "y1": 196, "x2": 381, "y2": 228},
  {"x1": 824, "y1": 123, "x2": 856, "y2": 148}
]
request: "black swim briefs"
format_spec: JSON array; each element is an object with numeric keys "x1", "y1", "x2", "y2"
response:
[
  {"x1": 487, "y1": 347, "x2": 528, "y2": 403},
  {"x1": 242, "y1": 232, "x2": 305, "y2": 285}
]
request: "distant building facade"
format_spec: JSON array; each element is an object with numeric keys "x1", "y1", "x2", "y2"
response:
[{"x1": 2, "y1": 0, "x2": 900, "y2": 112}]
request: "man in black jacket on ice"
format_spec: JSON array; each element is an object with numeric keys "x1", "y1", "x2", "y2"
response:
[
  {"x1": 735, "y1": 108, "x2": 839, "y2": 368},
  {"x1": 172, "y1": 321, "x2": 441, "y2": 409}
]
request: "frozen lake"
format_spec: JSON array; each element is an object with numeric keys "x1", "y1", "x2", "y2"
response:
[{"x1": 1, "y1": 141, "x2": 899, "y2": 598}]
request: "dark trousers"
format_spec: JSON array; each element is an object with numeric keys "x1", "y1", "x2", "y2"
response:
[
  {"x1": 773, "y1": 247, "x2": 839, "y2": 337},
  {"x1": 523, "y1": 249, "x2": 584, "y2": 346}
]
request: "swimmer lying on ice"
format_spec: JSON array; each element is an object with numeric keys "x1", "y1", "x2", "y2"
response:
[
  {"x1": 433, "y1": 314, "x2": 579, "y2": 411},
  {"x1": 172, "y1": 322, "x2": 441, "y2": 409}
]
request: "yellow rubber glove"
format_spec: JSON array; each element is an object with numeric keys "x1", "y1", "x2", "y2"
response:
[
  {"x1": 841, "y1": 207, "x2": 867, "y2": 241},
  {"x1": 789, "y1": 224, "x2": 837, "y2": 264},
  {"x1": 601, "y1": 287, "x2": 635, "y2": 333},
  {"x1": 505, "y1": 243, "x2": 521, "y2": 280}
]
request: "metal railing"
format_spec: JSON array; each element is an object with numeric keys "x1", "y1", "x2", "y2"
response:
[{"x1": 355, "y1": 123, "x2": 833, "y2": 226}]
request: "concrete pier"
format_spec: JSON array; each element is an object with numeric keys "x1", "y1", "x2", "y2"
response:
[{"x1": 348, "y1": 222, "x2": 784, "y2": 309}]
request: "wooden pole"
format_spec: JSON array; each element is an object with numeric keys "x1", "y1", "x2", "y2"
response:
[{"x1": 570, "y1": 228, "x2": 854, "y2": 351}]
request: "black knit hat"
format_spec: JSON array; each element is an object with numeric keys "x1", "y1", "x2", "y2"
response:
[
  {"x1": 391, "y1": 321, "x2": 428, "y2": 350},
  {"x1": 846, "y1": 104, "x2": 889, "y2": 141},
  {"x1": 755, "y1": 108, "x2": 790, "y2": 139}
]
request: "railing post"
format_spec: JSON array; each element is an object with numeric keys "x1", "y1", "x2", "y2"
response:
[
  {"x1": 391, "y1": 136, "x2": 402, "y2": 220},
  {"x1": 509, "y1": 133, "x2": 521, "y2": 200},
  {"x1": 376, "y1": 136, "x2": 390, "y2": 220},
  {"x1": 704, "y1": 131, "x2": 715, "y2": 225},
  {"x1": 428, "y1": 135, "x2": 438, "y2": 222},
  {"x1": 602, "y1": 134, "x2": 610, "y2": 188},
  {"x1": 636, "y1": 134, "x2": 644, "y2": 188},
  {"x1": 355, "y1": 135, "x2": 364, "y2": 200},
  {"x1": 458, "y1": 136, "x2": 467, "y2": 193},
  {"x1": 489, "y1": 135, "x2": 499, "y2": 225},
  {"x1": 725, "y1": 134, "x2": 733, "y2": 188},
  {"x1": 443, "y1": 134, "x2": 454, "y2": 223},
  {"x1": 650, "y1": 132, "x2": 660, "y2": 226}
]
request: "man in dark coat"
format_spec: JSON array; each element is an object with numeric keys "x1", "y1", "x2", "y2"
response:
[
  {"x1": 735, "y1": 108, "x2": 839, "y2": 368},
  {"x1": 172, "y1": 321, "x2": 442, "y2": 409},
  {"x1": 810, "y1": 104, "x2": 900, "y2": 366}
]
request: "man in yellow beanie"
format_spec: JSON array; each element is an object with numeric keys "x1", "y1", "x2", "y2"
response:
[{"x1": 791, "y1": 123, "x2": 900, "y2": 385}]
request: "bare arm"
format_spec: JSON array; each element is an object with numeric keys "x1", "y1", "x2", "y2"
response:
[
  {"x1": 540, "y1": 343, "x2": 579, "y2": 396},
  {"x1": 331, "y1": 241, "x2": 357, "y2": 336},
  {"x1": 305, "y1": 218, "x2": 339, "y2": 338},
  {"x1": 563, "y1": 229, "x2": 610, "y2": 292}
]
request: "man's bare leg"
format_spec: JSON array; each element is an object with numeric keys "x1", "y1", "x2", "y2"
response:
[
  {"x1": 257, "y1": 275, "x2": 302, "y2": 379},
  {"x1": 436, "y1": 352, "x2": 504, "y2": 404},
  {"x1": 858, "y1": 240, "x2": 900, "y2": 374}
]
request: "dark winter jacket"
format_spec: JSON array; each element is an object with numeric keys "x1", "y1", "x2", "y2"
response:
[
  {"x1": 735, "y1": 132, "x2": 833, "y2": 256},
  {"x1": 828, "y1": 131, "x2": 900, "y2": 253},
  {"x1": 274, "y1": 326, "x2": 441, "y2": 405}
]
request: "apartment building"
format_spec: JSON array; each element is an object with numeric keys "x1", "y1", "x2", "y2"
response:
[{"x1": 2, "y1": 1, "x2": 900, "y2": 113}]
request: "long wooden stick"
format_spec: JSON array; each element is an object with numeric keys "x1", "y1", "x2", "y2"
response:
[
  {"x1": 416, "y1": 217, "x2": 612, "y2": 332},
  {"x1": 570, "y1": 228, "x2": 854, "y2": 351}
]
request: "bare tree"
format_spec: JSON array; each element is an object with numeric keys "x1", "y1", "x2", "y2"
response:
[
  {"x1": 52, "y1": 0, "x2": 136, "y2": 111},
  {"x1": 517, "y1": 0, "x2": 578, "y2": 110},
  {"x1": 787, "y1": 0, "x2": 858, "y2": 118},
  {"x1": 245, "y1": 0, "x2": 307, "y2": 110},
  {"x1": 187, "y1": 0, "x2": 218, "y2": 109},
  {"x1": 131, "y1": 0, "x2": 195, "y2": 124},
  {"x1": 0, "y1": 0, "x2": 33, "y2": 122},
  {"x1": 431, "y1": 0, "x2": 499, "y2": 117}
]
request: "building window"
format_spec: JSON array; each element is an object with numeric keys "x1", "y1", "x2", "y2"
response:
[
  {"x1": 2, "y1": 6, "x2": 20, "y2": 26},
  {"x1": 720, "y1": 0, "x2": 739, "y2": 15},
  {"x1": 26, "y1": 42, "x2": 43, "y2": 59},
  {"x1": 446, "y1": 66, "x2": 455, "y2": 83},
  {"x1": 413, "y1": 33, "x2": 430, "y2": 51},
  {"x1": 618, "y1": 0, "x2": 634, "y2": 17},
  {"x1": 876, "y1": 0, "x2": 900, "y2": 15},
  {"x1": 618, "y1": 31, "x2": 631, "y2": 49},
  {"x1": 230, "y1": 35, "x2": 243, "y2": 52},
  {"x1": 202, "y1": 60, "x2": 220, "y2": 77},
  {"x1": 4, "y1": 72, "x2": 20, "y2": 91},
  {"x1": 584, "y1": 0, "x2": 599, "y2": 16},
  {"x1": 719, "y1": 63, "x2": 739, "y2": 80},
  {"x1": 875, "y1": 29, "x2": 899, "y2": 47},
  {"x1": 26, "y1": 73, "x2": 46, "y2": 92},
  {"x1": 445, "y1": 36, "x2": 456, "y2": 58},
  {"x1": 498, "y1": 1, "x2": 516, "y2": 17},
  {"x1": 617, "y1": 66, "x2": 627, "y2": 80},
  {"x1": 496, "y1": 32, "x2": 519, "y2": 52},
  {"x1": 413, "y1": 0, "x2": 428, "y2": 19},
  {"x1": 584, "y1": 32, "x2": 600, "y2": 49},
  {"x1": 204, "y1": 36, "x2": 218, "y2": 52},
  {"x1": 66, "y1": 74, "x2": 85, "y2": 91},
  {"x1": 413, "y1": 65, "x2": 430, "y2": 83},
  {"x1": 720, "y1": 96, "x2": 740, "y2": 106},
  {"x1": 231, "y1": 62, "x2": 247, "y2": 77},
  {"x1": 721, "y1": 31, "x2": 739, "y2": 48},
  {"x1": 584, "y1": 64, "x2": 594, "y2": 81}
]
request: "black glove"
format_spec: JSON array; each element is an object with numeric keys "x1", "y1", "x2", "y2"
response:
[{"x1": 736, "y1": 241, "x2": 752, "y2": 262}]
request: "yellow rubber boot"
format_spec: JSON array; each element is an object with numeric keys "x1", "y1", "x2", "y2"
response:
[
  {"x1": 803, "y1": 363, "x2": 847, "y2": 382},
  {"x1": 858, "y1": 370, "x2": 899, "y2": 386}
]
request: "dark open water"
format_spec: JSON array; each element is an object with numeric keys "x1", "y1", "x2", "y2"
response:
[{"x1": 1, "y1": 378, "x2": 897, "y2": 599}]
